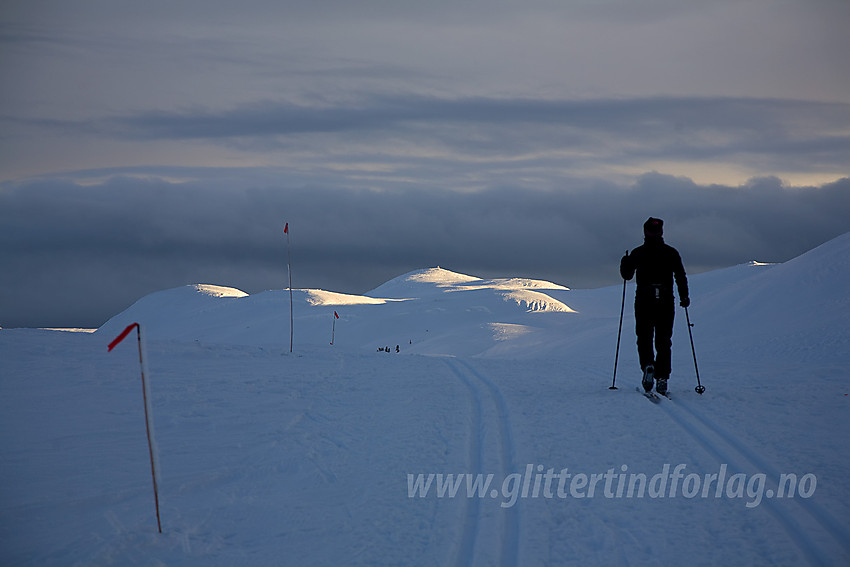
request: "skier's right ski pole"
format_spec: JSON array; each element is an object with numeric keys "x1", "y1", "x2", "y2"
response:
[
  {"x1": 684, "y1": 306, "x2": 705, "y2": 394},
  {"x1": 609, "y1": 276, "x2": 627, "y2": 390}
]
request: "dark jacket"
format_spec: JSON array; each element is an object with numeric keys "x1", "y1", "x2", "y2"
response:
[{"x1": 620, "y1": 236, "x2": 689, "y2": 302}]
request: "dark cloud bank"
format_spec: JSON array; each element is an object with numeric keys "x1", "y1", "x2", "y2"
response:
[{"x1": 2, "y1": 171, "x2": 849, "y2": 328}]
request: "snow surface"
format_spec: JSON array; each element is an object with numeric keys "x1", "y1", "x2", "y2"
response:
[{"x1": 2, "y1": 234, "x2": 850, "y2": 565}]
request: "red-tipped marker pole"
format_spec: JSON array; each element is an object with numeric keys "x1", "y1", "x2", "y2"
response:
[
  {"x1": 331, "y1": 310, "x2": 339, "y2": 345},
  {"x1": 284, "y1": 222, "x2": 293, "y2": 353},
  {"x1": 109, "y1": 323, "x2": 162, "y2": 533}
]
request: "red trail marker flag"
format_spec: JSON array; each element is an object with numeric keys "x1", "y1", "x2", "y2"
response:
[
  {"x1": 108, "y1": 323, "x2": 163, "y2": 533},
  {"x1": 107, "y1": 322, "x2": 138, "y2": 352}
]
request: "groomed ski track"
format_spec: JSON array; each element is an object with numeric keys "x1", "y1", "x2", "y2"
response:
[
  {"x1": 423, "y1": 355, "x2": 850, "y2": 566},
  {"x1": 443, "y1": 358, "x2": 520, "y2": 567},
  {"x1": 585, "y1": 360, "x2": 850, "y2": 566},
  {"x1": 662, "y1": 397, "x2": 850, "y2": 563}
]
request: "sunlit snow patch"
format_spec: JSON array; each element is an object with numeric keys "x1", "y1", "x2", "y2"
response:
[
  {"x1": 303, "y1": 289, "x2": 409, "y2": 306},
  {"x1": 488, "y1": 322, "x2": 536, "y2": 341},
  {"x1": 192, "y1": 284, "x2": 249, "y2": 298},
  {"x1": 500, "y1": 290, "x2": 576, "y2": 313},
  {"x1": 461, "y1": 277, "x2": 570, "y2": 292}
]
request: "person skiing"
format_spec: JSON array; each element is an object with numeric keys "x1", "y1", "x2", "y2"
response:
[{"x1": 619, "y1": 217, "x2": 689, "y2": 396}]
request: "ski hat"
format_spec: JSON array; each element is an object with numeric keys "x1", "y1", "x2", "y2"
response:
[{"x1": 643, "y1": 217, "x2": 663, "y2": 237}]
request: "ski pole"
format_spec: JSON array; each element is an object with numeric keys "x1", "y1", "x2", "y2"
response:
[
  {"x1": 609, "y1": 276, "x2": 627, "y2": 390},
  {"x1": 684, "y1": 306, "x2": 705, "y2": 394}
]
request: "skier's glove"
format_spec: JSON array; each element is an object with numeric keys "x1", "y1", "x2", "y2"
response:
[{"x1": 680, "y1": 297, "x2": 690, "y2": 308}]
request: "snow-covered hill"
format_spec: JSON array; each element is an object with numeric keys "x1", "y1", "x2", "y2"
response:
[
  {"x1": 2, "y1": 233, "x2": 849, "y2": 565},
  {"x1": 97, "y1": 266, "x2": 577, "y2": 356},
  {"x1": 97, "y1": 232, "x2": 850, "y2": 363}
]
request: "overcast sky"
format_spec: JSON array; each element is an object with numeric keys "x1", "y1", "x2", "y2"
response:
[{"x1": 2, "y1": 0, "x2": 849, "y2": 327}]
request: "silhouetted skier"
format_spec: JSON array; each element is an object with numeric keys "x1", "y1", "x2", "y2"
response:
[{"x1": 620, "y1": 218, "x2": 690, "y2": 395}]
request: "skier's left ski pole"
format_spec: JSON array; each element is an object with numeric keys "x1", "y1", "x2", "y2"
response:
[
  {"x1": 684, "y1": 306, "x2": 705, "y2": 394},
  {"x1": 610, "y1": 276, "x2": 627, "y2": 390}
]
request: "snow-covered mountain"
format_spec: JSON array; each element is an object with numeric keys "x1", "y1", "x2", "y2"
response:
[{"x1": 3, "y1": 233, "x2": 849, "y2": 566}]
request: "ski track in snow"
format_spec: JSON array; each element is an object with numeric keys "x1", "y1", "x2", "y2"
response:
[
  {"x1": 443, "y1": 358, "x2": 483, "y2": 567},
  {"x1": 655, "y1": 399, "x2": 829, "y2": 565},
  {"x1": 443, "y1": 358, "x2": 520, "y2": 567},
  {"x1": 582, "y1": 359, "x2": 849, "y2": 566},
  {"x1": 668, "y1": 398, "x2": 850, "y2": 561}
]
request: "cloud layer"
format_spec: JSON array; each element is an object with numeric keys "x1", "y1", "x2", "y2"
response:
[{"x1": 2, "y1": 170, "x2": 848, "y2": 328}]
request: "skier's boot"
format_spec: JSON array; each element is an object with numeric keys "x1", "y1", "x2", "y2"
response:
[
  {"x1": 655, "y1": 377, "x2": 668, "y2": 396},
  {"x1": 642, "y1": 365, "x2": 655, "y2": 392}
]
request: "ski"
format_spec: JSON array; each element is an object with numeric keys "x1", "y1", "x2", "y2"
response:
[
  {"x1": 635, "y1": 386, "x2": 671, "y2": 402},
  {"x1": 636, "y1": 386, "x2": 661, "y2": 403}
]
